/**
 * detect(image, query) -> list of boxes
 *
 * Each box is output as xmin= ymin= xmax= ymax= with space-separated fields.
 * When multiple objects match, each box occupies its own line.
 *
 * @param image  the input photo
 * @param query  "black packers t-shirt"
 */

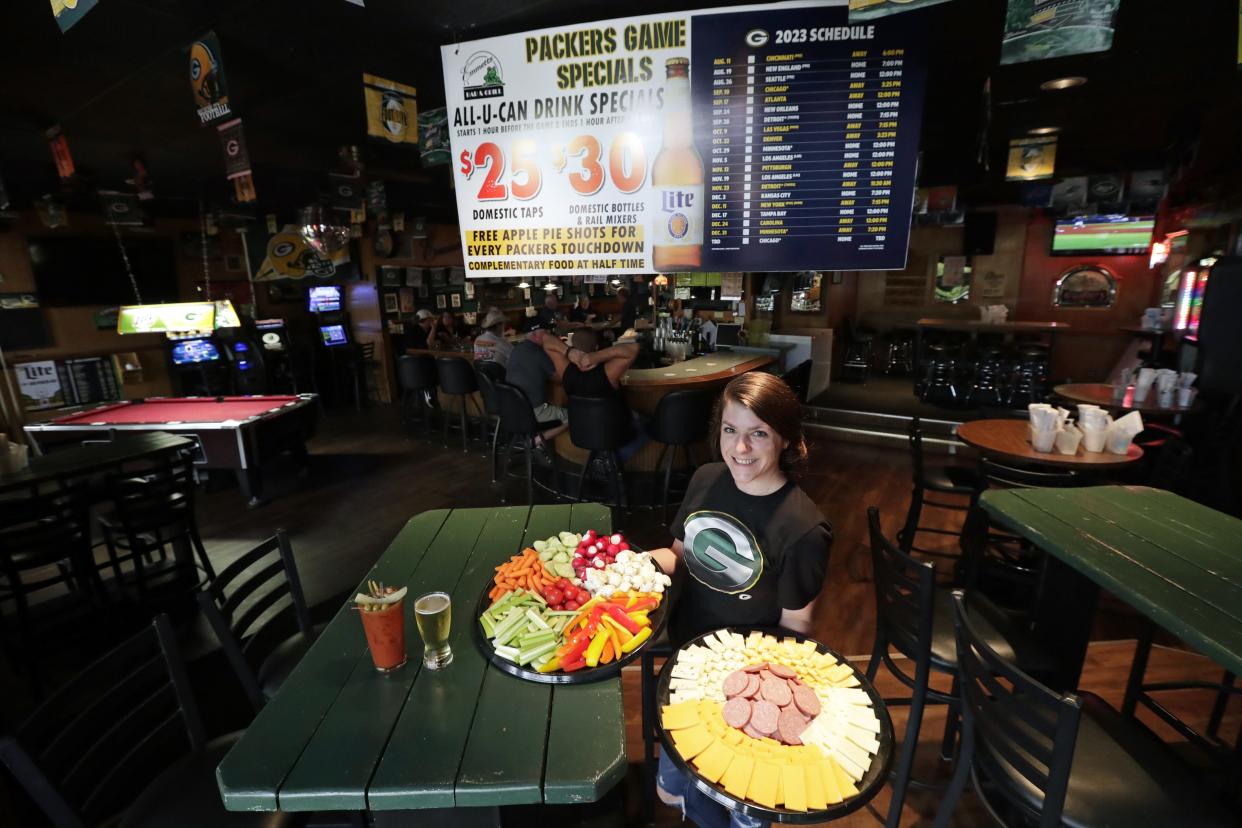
xmin=669 ymin=463 xmax=832 ymax=645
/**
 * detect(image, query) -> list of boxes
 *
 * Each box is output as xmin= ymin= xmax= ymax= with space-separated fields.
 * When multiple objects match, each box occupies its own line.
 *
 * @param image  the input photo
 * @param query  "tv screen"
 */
xmin=1051 ymin=215 xmax=1154 ymax=256
xmin=171 ymin=339 xmax=221 ymax=364
xmin=308 ymin=285 xmax=342 ymax=313
xmin=27 ymin=236 xmax=179 ymax=306
xmin=320 ymin=324 xmax=347 ymax=346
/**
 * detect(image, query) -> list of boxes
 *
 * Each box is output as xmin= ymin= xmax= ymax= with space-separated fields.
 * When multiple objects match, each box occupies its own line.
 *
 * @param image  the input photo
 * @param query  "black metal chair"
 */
xmin=841 ymin=317 xmax=875 ymax=384
xmin=0 ymin=480 xmax=110 ymax=694
xmin=883 ymin=328 xmax=916 ymax=375
xmin=898 ymin=417 xmax=976 ymax=562
xmin=568 ymin=395 xmax=632 ymax=508
xmin=196 ymin=530 xmax=320 ymax=713
xmin=474 ymin=362 xmax=507 ymax=483
xmin=867 ymin=508 xmax=1049 ymax=828
xmin=0 ymin=614 xmax=299 ymax=828
xmin=97 ymin=451 xmax=215 ymax=619
xmin=435 ymin=357 xmax=484 ymax=453
xmin=494 ymin=381 xmax=562 ymax=504
xmin=396 ymin=354 xmax=438 ymax=439
xmin=934 ymin=591 xmax=1237 ymax=828
xmin=645 ymin=389 xmax=713 ymax=523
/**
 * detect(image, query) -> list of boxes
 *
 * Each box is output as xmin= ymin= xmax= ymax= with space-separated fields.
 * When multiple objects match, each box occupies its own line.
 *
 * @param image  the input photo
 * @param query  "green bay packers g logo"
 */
xmin=683 ymin=511 xmax=763 ymax=594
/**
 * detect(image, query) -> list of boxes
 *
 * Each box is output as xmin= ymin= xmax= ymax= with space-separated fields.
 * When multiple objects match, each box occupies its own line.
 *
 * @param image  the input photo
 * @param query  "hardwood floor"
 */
xmin=2 ymin=404 xmax=1236 ymax=826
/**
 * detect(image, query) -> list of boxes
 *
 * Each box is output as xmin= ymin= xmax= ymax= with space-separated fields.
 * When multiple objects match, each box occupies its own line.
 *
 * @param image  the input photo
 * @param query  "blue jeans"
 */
xmin=657 ymin=750 xmax=768 ymax=828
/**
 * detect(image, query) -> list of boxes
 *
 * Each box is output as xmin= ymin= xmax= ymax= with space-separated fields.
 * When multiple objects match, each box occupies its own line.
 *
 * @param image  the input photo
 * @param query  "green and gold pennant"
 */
xmin=49 ymin=0 xmax=98 ymax=32
xmin=363 ymin=73 xmax=418 ymax=144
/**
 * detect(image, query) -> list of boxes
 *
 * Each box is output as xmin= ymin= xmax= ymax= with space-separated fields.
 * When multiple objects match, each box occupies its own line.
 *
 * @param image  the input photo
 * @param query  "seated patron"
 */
xmin=472 ymin=308 xmax=513 ymax=366
xmin=544 ymin=329 xmax=648 ymax=461
xmin=535 ymin=293 xmax=562 ymax=330
xmin=505 ymin=322 xmax=568 ymax=443
xmin=435 ymin=310 xmax=462 ymax=350
xmin=406 ymin=308 xmax=435 ymax=350
xmin=568 ymin=294 xmax=594 ymax=325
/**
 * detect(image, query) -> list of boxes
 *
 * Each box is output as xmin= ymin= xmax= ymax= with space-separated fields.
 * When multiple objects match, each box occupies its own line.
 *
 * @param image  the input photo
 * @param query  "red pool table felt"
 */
xmin=52 ymin=396 xmax=300 ymax=425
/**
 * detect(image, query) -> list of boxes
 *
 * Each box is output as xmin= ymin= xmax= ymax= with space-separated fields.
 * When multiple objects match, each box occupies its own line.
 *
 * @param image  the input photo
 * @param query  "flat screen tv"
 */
xmin=308 ymin=285 xmax=342 ymax=313
xmin=1051 ymin=215 xmax=1155 ymax=256
xmin=27 ymin=236 xmax=179 ymax=306
xmin=320 ymin=324 xmax=348 ymax=347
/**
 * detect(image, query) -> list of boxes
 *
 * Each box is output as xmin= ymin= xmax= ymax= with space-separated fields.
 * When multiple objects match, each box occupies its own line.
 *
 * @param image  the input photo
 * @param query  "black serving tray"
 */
xmin=473 ymin=556 xmax=670 ymax=685
xmin=656 ymin=627 xmax=894 ymax=824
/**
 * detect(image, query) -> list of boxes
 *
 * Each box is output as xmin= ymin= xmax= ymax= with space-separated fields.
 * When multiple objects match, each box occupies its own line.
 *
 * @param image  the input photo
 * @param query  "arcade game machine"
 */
xmin=167 ymin=300 xmax=268 ymax=395
xmin=254 ymin=318 xmax=293 ymax=391
xmin=168 ymin=332 xmax=228 ymax=395
xmin=212 ymin=300 xmax=269 ymax=395
xmin=307 ymin=285 xmax=357 ymax=405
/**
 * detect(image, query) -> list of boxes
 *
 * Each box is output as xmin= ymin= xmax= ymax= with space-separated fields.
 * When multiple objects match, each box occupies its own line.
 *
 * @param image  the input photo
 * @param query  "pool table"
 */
xmin=23 ymin=395 xmax=318 ymax=506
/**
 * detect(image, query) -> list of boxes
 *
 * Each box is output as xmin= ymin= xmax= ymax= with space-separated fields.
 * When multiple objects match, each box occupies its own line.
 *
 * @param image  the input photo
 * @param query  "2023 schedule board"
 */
xmin=440 ymin=0 xmax=926 ymax=277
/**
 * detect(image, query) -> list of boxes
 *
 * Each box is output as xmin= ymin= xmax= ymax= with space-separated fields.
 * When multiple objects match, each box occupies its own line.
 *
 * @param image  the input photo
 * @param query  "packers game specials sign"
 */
xmin=440 ymin=0 xmax=927 ymax=277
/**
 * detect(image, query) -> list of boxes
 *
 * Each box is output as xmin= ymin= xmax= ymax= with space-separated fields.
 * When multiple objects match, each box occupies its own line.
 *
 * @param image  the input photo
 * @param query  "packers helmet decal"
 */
xmin=254 ymin=229 xmax=336 ymax=281
xmin=189 ymin=40 xmax=223 ymax=106
xmin=682 ymin=510 xmax=764 ymax=594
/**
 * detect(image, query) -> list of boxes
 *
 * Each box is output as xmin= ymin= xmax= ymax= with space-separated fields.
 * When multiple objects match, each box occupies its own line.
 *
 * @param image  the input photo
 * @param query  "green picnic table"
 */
xmin=978 ymin=485 xmax=1242 ymax=687
xmin=216 ymin=503 xmax=627 ymax=824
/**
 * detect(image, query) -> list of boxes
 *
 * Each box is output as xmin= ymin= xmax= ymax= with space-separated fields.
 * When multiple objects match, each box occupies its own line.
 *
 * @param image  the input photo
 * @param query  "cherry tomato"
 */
xmin=576 ymin=588 xmax=591 ymax=604
xmin=545 ymin=588 xmax=564 ymax=606
xmin=565 ymin=600 xmax=581 ymax=611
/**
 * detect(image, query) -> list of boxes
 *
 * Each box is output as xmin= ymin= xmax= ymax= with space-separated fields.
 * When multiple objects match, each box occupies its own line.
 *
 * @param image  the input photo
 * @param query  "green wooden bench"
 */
xmin=216 ymin=503 xmax=626 ymax=821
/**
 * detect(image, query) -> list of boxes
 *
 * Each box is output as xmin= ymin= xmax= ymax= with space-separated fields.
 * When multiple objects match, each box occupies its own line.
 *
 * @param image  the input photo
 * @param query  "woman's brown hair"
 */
xmin=710 ymin=372 xmax=808 ymax=476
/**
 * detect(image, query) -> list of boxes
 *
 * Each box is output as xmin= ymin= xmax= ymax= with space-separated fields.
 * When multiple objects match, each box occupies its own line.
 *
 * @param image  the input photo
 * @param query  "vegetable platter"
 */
xmin=475 ymin=529 xmax=672 ymax=684
xmin=656 ymin=628 xmax=893 ymax=823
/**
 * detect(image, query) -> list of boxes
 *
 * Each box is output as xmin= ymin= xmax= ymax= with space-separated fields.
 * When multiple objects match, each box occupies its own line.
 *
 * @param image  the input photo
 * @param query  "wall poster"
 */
xmin=441 ymin=0 xmax=927 ymax=277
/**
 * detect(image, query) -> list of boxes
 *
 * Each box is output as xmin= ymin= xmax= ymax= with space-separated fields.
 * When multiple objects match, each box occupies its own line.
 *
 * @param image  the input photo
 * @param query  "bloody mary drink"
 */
xmin=359 ymin=599 xmax=407 ymax=671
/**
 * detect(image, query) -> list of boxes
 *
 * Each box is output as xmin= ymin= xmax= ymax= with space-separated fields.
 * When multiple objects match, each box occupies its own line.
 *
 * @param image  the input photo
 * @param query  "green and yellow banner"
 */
xmin=364 ymin=74 xmax=418 ymax=144
xmin=117 ymin=303 xmax=216 ymax=335
xmin=1001 ymin=0 xmax=1119 ymax=65
xmin=49 ymin=0 xmax=98 ymax=32
xmin=849 ymin=0 xmax=953 ymax=21
xmin=188 ymin=31 xmax=233 ymax=126
xmin=1006 ymin=135 xmax=1057 ymax=181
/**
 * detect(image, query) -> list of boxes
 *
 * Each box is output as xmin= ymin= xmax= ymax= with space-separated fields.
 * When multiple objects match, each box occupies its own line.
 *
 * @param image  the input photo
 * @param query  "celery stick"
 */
xmin=478 ymin=614 xmax=495 ymax=637
xmin=525 ymin=609 xmax=550 ymax=630
xmin=518 ymin=639 xmax=558 ymax=665
xmin=519 ymin=630 xmax=557 ymax=648
xmin=494 ymin=645 xmax=520 ymax=662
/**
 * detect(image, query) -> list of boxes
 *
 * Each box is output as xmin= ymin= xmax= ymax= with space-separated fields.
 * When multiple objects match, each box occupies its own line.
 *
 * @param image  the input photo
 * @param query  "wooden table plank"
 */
xmin=542 ymin=502 xmax=627 ymax=804
xmin=366 ymin=506 xmax=532 ymax=810
xmin=277 ymin=508 xmax=492 ymax=811
xmin=217 ymin=510 xmax=450 ymax=811
xmin=454 ymin=504 xmax=572 ymax=807
xmin=980 ymin=489 xmax=1242 ymax=676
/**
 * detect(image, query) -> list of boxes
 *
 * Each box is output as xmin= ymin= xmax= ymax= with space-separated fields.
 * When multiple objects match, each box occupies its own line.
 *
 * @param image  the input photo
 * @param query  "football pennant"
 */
xmin=188 ymin=32 xmax=233 ymax=126
xmin=49 ymin=0 xmax=98 ymax=32
xmin=363 ymin=74 xmax=418 ymax=144
xmin=217 ymin=118 xmax=252 ymax=180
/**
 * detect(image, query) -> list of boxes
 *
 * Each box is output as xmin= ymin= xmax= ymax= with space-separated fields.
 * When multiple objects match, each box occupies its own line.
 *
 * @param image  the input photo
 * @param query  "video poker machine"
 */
xmin=167 ymin=301 xmax=270 ymax=395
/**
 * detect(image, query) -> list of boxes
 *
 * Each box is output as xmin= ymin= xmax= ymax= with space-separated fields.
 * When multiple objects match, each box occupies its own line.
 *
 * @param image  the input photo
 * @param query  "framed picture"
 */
xmin=384 ymin=293 xmax=399 ymax=314
xmin=379 ymin=267 xmax=403 ymax=287
xmin=436 ymin=293 xmax=446 ymax=309
xmin=450 ymin=292 xmax=462 ymax=308
xmin=398 ymin=288 xmax=415 ymax=313
xmin=464 ymin=282 xmax=475 ymax=299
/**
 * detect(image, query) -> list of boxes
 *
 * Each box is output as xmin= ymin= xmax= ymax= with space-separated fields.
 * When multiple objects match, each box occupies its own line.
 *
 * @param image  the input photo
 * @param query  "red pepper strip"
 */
xmin=583 ymin=605 xmax=605 ymax=635
xmin=559 ymin=630 xmax=592 ymax=662
xmin=603 ymin=602 xmax=642 ymax=634
xmin=560 ymin=655 xmax=587 ymax=672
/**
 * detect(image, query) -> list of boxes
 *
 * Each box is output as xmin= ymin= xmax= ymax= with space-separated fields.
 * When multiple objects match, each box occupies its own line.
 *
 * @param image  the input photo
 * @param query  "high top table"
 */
xmin=0 ymin=432 xmax=195 ymax=496
xmin=216 ymin=502 xmax=625 ymax=825
xmin=978 ymin=485 xmax=1242 ymax=688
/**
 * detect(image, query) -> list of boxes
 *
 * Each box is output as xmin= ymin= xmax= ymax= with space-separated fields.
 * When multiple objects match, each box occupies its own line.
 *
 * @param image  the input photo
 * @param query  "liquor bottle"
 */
xmin=652 ymin=57 xmax=704 ymax=271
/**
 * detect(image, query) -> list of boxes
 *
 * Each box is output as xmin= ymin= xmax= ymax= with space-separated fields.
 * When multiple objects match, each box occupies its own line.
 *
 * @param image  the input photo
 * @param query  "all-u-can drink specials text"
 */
xmin=439 ymin=0 xmax=926 ymax=277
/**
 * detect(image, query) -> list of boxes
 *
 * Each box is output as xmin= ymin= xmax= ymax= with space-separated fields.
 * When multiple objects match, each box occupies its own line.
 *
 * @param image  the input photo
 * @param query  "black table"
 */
xmin=0 ymin=432 xmax=195 ymax=496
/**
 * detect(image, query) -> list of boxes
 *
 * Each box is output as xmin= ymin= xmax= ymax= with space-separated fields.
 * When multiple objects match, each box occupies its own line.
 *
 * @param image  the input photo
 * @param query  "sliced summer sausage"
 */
xmin=722 ymin=697 xmax=752 ymax=729
xmin=777 ymin=708 xmax=809 ymax=745
xmin=743 ymin=662 xmax=767 ymax=673
xmin=792 ymin=684 xmax=821 ymax=718
xmin=722 ymin=670 xmax=749 ymax=698
xmin=768 ymin=663 xmax=796 ymax=679
xmin=751 ymin=700 xmax=780 ymax=735
xmin=742 ymin=723 xmax=766 ymax=740
xmin=740 ymin=673 xmax=761 ymax=699
xmin=759 ymin=676 xmax=792 ymax=707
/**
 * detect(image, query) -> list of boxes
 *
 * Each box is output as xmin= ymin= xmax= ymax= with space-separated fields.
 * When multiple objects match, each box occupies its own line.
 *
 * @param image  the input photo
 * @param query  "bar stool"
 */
xmin=867 ymin=509 xmax=1051 ymax=828
xmin=435 ymin=357 xmax=483 ymax=453
xmin=1005 ymin=346 xmax=1049 ymax=408
xmin=964 ymin=347 xmax=1005 ymax=408
xmin=568 ymin=395 xmax=631 ymax=508
xmin=934 ymin=591 xmax=1237 ymax=828
xmin=920 ymin=345 xmax=959 ymax=407
xmin=396 ymin=354 xmax=438 ymax=438
xmin=494 ymin=382 xmax=562 ymax=504
xmin=646 ymin=389 xmax=713 ymax=523
xmin=898 ymin=417 xmax=975 ymax=561
xmin=474 ymin=362 xmax=507 ymax=483
xmin=841 ymin=318 xmax=875 ymax=383
xmin=883 ymin=328 xmax=916 ymax=375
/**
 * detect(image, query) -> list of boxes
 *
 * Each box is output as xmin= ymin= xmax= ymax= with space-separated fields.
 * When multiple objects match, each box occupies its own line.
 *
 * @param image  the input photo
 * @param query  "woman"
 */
xmin=650 ymin=372 xmax=832 ymax=828
xmin=435 ymin=310 xmax=462 ymax=349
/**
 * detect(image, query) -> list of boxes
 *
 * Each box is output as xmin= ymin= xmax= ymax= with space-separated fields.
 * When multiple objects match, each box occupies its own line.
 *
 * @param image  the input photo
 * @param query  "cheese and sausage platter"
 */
xmin=474 ymin=529 xmax=672 ymax=684
xmin=657 ymin=628 xmax=893 ymax=823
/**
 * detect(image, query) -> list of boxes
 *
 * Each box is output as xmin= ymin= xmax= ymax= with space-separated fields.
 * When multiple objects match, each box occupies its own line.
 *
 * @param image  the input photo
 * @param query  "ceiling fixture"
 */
xmin=1040 ymin=76 xmax=1087 ymax=91
xmin=542 ymin=280 xmax=558 ymax=291
xmin=1027 ymin=126 xmax=1061 ymax=135
xmin=517 ymin=280 xmax=531 ymax=289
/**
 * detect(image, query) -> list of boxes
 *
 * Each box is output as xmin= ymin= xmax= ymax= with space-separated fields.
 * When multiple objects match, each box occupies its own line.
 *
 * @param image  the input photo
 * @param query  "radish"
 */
xmin=610 ymin=533 xmax=623 ymax=546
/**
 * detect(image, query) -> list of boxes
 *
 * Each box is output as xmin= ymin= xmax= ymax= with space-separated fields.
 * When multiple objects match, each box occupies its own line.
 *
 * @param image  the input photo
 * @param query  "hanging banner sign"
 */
xmin=188 ymin=32 xmax=233 ymax=125
xmin=251 ymin=225 xmax=352 ymax=281
xmin=117 ymin=303 xmax=216 ymax=335
xmin=1006 ymin=135 xmax=1056 ymax=181
xmin=848 ymin=0 xmax=953 ymax=20
xmin=441 ymin=0 xmax=928 ymax=277
xmin=1000 ymin=0 xmax=1119 ymax=65
xmin=49 ymin=0 xmax=98 ymax=32
xmin=418 ymin=107 xmax=451 ymax=166
xmin=364 ymin=74 xmax=419 ymax=144
xmin=99 ymin=191 xmax=144 ymax=226
xmin=217 ymin=118 xmax=251 ymax=179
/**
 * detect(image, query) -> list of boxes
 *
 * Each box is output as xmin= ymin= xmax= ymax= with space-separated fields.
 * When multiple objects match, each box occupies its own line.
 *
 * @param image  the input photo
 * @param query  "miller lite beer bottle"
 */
xmin=652 ymin=57 xmax=703 ymax=271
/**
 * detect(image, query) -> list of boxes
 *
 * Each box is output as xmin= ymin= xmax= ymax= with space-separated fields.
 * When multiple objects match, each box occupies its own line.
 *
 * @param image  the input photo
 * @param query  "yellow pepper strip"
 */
xmin=628 ymin=611 xmax=649 ymax=626
xmin=601 ymin=615 xmax=634 ymax=644
xmin=584 ymin=629 xmax=609 ymax=667
xmin=536 ymin=656 xmax=561 ymax=673
xmin=620 ymin=626 xmax=652 ymax=653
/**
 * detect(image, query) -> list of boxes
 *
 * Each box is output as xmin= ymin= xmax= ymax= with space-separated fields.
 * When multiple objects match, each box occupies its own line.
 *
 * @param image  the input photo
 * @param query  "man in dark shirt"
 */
xmin=504 ymin=324 xmax=568 ymax=441
xmin=617 ymin=286 xmax=638 ymax=332
xmin=404 ymin=308 xmax=435 ymax=350
xmin=535 ymin=293 xmax=562 ymax=330
xmin=568 ymin=294 xmax=594 ymax=324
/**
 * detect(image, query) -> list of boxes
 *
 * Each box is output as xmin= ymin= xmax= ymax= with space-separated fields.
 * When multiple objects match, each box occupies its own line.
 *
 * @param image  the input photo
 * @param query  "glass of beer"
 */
xmin=414 ymin=591 xmax=453 ymax=669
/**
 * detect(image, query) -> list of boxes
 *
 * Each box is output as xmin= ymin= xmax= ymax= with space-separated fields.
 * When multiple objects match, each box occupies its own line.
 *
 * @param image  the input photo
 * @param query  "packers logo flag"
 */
xmin=363 ymin=74 xmax=418 ymax=144
xmin=49 ymin=0 xmax=99 ymax=33
xmin=99 ymin=191 xmax=143 ymax=226
xmin=217 ymin=118 xmax=251 ymax=180
xmin=189 ymin=32 xmax=233 ymax=126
